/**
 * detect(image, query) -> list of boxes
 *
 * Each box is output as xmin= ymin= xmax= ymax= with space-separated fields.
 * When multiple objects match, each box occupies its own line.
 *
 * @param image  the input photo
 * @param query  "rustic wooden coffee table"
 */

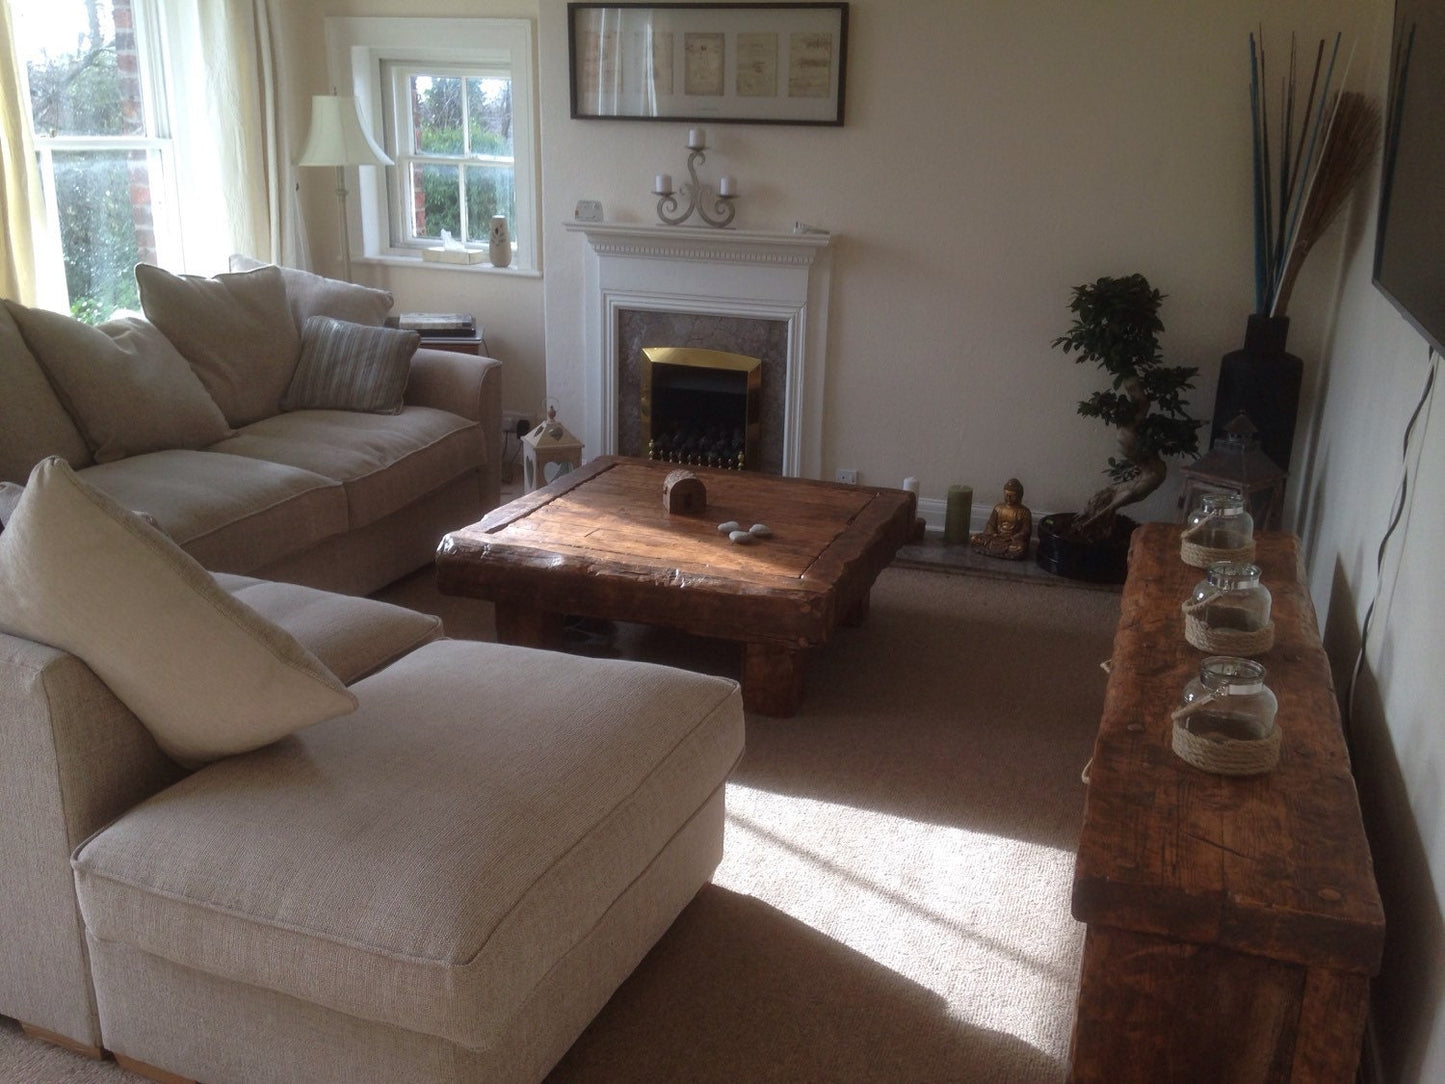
xmin=436 ymin=456 xmax=916 ymax=715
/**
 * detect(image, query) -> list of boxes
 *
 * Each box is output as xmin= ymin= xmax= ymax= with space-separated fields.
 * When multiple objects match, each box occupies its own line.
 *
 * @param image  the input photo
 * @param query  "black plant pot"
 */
xmin=1035 ymin=512 xmax=1138 ymax=585
xmin=1210 ymin=314 xmax=1303 ymax=473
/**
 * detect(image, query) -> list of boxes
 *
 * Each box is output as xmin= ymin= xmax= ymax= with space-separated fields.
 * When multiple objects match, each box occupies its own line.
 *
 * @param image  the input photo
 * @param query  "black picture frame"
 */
xmin=568 ymin=3 xmax=848 ymax=125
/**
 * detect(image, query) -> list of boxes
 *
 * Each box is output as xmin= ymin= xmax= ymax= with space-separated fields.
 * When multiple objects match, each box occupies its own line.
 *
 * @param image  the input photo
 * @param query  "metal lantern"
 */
xmin=522 ymin=406 xmax=585 ymax=492
xmin=1178 ymin=412 xmax=1287 ymax=531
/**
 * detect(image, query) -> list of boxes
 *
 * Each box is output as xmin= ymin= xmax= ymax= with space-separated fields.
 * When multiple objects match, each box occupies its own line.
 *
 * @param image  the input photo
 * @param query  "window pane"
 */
xmin=465 ymin=166 xmax=515 ymax=243
xmin=17 ymin=0 xmax=143 ymax=137
xmin=412 ymin=162 xmax=461 ymax=240
xmin=467 ymin=77 xmax=513 ymax=157
xmin=52 ymin=150 xmax=149 ymax=321
xmin=411 ymin=75 xmax=464 ymax=155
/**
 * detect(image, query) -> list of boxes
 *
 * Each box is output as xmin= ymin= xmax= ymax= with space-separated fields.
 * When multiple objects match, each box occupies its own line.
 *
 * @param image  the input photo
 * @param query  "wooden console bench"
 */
xmin=1068 ymin=522 xmax=1384 ymax=1082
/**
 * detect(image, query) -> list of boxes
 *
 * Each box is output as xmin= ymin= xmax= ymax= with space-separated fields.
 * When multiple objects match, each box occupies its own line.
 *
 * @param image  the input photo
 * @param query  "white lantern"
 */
xmin=522 ymin=406 xmax=585 ymax=492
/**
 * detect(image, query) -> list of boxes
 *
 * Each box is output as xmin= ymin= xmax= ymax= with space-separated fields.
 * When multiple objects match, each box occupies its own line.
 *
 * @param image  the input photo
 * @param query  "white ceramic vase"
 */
xmin=488 ymin=215 xmax=512 ymax=268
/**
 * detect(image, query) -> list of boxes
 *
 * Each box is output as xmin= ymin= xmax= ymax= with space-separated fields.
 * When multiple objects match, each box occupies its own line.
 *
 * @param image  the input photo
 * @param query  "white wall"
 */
xmin=1302 ymin=12 xmax=1445 ymax=1076
xmin=538 ymin=0 xmax=1372 ymax=519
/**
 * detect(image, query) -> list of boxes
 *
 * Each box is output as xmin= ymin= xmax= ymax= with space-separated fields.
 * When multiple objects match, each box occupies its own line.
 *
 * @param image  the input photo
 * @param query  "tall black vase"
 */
xmin=1210 ymin=314 xmax=1304 ymax=473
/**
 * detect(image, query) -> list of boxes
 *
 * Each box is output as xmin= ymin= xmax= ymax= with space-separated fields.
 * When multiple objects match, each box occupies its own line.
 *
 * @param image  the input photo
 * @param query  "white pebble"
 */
xmin=729 ymin=530 xmax=757 ymax=545
xmin=718 ymin=520 xmax=740 ymax=533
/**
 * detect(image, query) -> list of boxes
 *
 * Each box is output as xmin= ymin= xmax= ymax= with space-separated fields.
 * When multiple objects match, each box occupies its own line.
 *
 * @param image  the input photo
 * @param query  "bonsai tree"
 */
xmin=1052 ymin=274 xmax=1202 ymax=541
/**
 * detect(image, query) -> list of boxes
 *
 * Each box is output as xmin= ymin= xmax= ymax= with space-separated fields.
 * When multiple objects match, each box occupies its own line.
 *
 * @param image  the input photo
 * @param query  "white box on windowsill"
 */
xmin=422 ymin=246 xmax=489 ymax=265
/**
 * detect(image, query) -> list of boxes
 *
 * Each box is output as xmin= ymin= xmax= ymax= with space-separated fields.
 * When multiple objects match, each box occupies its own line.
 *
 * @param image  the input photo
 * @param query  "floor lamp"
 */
xmin=297 ymin=95 xmax=393 ymax=283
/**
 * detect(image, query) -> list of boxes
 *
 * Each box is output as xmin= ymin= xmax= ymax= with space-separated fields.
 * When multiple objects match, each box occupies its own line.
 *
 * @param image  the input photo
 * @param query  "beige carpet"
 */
xmin=2 ymin=565 xmax=1119 ymax=1083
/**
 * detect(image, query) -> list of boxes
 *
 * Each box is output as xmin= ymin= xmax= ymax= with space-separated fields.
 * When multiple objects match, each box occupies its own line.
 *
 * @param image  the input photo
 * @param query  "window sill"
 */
xmin=356 ymin=254 xmax=541 ymax=279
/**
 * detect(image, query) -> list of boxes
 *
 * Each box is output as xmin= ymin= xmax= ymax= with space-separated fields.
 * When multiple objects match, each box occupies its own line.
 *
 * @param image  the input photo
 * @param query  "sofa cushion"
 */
xmin=78 ymin=450 xmax=348 ymax=575
xmin=209 ymin=407 xmax=482 ymax=529
xmin=228 ymin=254 xmax=394 ymax=333
xmin=135 ymin=263 xmax=301 ymax=428
xmin=0 ymin=302 xmax=91 ymax=484
xmin=71 ymin=639 xmax=745 ymax=1048
xmin=212 ymin=573 xmax=443 ymax=684
xmin=0 ymin=458 xmax=356 ymax=767
xmin=281 ymin=317 xmax=419 ymax=415
xmin=3 ymin=302 xmax=233 ymax=462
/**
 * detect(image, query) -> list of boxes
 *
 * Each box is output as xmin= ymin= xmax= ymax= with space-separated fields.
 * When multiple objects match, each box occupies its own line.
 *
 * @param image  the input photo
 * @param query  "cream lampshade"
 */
xmin=297 ymin=95 xmax=393 ymax=282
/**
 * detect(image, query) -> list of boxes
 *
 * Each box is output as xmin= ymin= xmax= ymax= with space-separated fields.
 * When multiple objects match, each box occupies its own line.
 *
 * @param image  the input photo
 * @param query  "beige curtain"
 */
xmin=166 ymin=0 xmax=307 ymax=272
xmin=0 ymin=1 xmax=66 ymax=306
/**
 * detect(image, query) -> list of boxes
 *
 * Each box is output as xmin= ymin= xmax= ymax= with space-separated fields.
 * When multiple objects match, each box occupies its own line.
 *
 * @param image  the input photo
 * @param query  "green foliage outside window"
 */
xmin=23 ymin=0 xmax=148 ymax=323
xmin=409 ymin=73 xmax=515 ymax=244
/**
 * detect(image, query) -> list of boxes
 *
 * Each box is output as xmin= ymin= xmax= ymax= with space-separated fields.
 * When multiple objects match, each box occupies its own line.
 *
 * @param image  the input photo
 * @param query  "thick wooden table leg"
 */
xmin=741 ymin=642 xmax=805 ymax=716
xmin=493 ymin=603 xmax=565 ymax=649
xmin=842 ymin=589 xmax=871 ymax=627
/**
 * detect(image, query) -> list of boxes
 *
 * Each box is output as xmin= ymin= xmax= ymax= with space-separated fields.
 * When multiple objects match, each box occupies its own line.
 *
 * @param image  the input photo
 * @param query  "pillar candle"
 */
xmin=718 ymin=175 xmax=736 ymax=197
xmin=687 ymin=127 xmax=706 ymax=150
xmin=653 ymin=173 xmax=673 ymax=195
xmin=944 ymin=484 xmax=973 ymax=545
xmin=902 ymin=476 xmax=919 ymax=494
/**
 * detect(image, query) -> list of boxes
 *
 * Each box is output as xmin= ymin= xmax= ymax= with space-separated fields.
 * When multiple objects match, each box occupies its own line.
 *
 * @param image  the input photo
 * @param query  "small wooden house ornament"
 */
xmin=663 ymin=469 xmax=707 ymax=514
xmin=522 ymin=406 xmax=584 ymax=492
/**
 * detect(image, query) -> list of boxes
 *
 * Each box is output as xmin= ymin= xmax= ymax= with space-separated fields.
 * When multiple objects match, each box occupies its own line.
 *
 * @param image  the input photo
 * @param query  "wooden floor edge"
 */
xmin=113 ymin=1051 xmax=197 ymax=1083
xmin=19 ymin=1021 xmax=104 ymax=1059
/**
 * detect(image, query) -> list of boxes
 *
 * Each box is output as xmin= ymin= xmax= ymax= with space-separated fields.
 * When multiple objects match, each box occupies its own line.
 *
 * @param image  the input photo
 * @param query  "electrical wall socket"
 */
xmin=502 ymin=411 xmax=532 ymax=437
xmin=835 ymin=468 xmax=858 ymax=485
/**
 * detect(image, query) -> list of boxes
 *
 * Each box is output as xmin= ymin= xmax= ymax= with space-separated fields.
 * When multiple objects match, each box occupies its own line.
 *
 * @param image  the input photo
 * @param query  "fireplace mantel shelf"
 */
xmin=563 ymin=221 xmax=831 ymax=265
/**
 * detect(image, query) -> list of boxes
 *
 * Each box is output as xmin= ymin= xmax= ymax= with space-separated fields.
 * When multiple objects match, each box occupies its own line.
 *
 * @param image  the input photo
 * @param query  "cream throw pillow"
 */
xmin=135 ymin=263 xmax=301 ymax=428
xmin=281 ymin=316 xmax=419 ymax=414
xmin=0 ymin=458 xmax=357 ymax=766
xmin=3 ymin=301 xmax=233 ymax=462
xmin=228 ymin=254 xmax=394 ymax=333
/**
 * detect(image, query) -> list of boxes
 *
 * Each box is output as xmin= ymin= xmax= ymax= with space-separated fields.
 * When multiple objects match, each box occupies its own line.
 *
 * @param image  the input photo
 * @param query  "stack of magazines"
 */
xmin=385 ymin=313 xmax=477 ymax=337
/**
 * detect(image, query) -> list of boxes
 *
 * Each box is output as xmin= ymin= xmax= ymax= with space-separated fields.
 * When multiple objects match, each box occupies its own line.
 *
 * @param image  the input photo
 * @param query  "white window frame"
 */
xmin=325 ymin=17 xmax=538 ymax=274
xmin=383 ymin=61 xmax=517 ymax=251
xmin=22 ymin=0 xmax=185 ymax=304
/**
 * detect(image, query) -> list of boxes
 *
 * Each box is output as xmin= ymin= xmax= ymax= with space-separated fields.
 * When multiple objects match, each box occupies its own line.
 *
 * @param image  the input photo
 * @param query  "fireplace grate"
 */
xmin=641 ymin=347 xmax=761 ymax=472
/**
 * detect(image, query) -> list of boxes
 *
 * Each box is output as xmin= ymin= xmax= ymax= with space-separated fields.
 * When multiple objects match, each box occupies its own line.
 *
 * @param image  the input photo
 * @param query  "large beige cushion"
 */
xmin=212 ymin=573 xmax=443 ymax=684
xmin=135 ymin=263 xmax=300 ymax=428
xmin=72 ymin=639 xmax=745 ymax=1047
xmin=228 ymin=254 xmax=394 ymax=333
xmin=77 ymin=450 xmax=348 ymax=574
xmin=3 ymin=301 xmax=232 ymax=462
xmin=210 ymin=407 xmax=482 ymax=528
xmin=0 ymin=458 xmax=356 ymax=765
xmin=0 ymin=303 xmax=90 ymax=483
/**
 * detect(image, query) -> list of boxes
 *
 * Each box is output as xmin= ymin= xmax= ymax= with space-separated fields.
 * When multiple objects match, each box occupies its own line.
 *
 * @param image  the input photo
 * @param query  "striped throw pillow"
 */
xmin=281 ymin=316 xmax=420 ymax=414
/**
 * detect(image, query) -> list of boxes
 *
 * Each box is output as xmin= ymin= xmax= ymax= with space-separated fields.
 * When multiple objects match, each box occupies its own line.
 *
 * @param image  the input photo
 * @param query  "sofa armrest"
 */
xmin=405 ymin=348 xmax=503 ymax=511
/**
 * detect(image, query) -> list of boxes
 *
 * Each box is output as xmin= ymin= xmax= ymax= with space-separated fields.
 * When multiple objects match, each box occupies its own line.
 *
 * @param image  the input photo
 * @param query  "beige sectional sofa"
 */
xmin=0 ymin=260 xmax=502 ymax=597
xmin=0 ymin=391 xmax=746 ymax=1079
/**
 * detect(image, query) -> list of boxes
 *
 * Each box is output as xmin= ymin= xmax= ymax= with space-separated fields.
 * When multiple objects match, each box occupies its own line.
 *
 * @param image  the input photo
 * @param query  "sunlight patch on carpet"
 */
xmin=714 ymin=783 xmax=1083 ymax=1062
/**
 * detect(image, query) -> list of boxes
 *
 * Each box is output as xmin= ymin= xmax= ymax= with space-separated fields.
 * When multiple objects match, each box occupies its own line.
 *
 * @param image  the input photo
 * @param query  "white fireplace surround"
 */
xmin=564 ymin=221 xmax=833 ymax=478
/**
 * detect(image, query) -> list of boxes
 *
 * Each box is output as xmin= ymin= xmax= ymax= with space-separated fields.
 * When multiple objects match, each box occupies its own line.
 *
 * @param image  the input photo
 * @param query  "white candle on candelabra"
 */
xmin=653 ymin=173 xmax=673 ymax=195
xmin=718 ymin=175 xmax=736 ymax=197
xmin=687 ymin=127 xmax=706 ymax=150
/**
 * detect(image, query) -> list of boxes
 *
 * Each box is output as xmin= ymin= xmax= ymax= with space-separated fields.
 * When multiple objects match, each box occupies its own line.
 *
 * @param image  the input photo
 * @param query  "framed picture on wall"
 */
xmin=568 ymin=3 xmax=848 ymax=125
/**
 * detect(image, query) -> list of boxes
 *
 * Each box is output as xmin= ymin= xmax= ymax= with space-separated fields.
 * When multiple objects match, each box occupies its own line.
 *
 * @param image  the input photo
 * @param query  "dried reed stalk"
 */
xmin=1249 ymin=31 xmax=1382 ymax=318
xmin=1270 ymin=90 xmax=1382 ymax=316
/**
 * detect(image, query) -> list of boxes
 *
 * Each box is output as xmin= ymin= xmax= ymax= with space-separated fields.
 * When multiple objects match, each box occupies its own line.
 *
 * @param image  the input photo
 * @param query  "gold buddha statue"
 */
xmin=971 ymin=478 xmax=1032 ymax=560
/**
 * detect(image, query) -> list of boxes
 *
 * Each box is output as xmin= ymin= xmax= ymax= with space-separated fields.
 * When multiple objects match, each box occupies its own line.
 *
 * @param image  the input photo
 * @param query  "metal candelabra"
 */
xmin=653 ymin=131 xmax=737 ymax=228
